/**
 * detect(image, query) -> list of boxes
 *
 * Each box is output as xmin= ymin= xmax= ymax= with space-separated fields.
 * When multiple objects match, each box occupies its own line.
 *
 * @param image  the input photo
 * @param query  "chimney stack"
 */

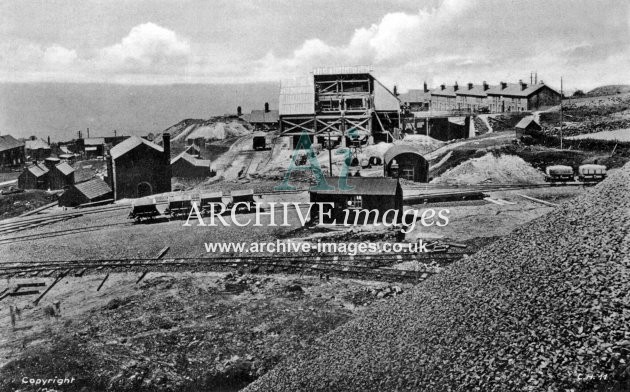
xmin=520 ymin=80 xmax=528 ymax=90
xmin=264 ymin=102 xmax=270 ymax=113
xmin=454 ymin=82 xmax=459 ymax=91
xmin=468 ymin=82 xmax=473 ymax=90
xmin=501 ymin=82 xmax=507 ymax=90
xmin=163 ymin=132 xmax=172 ymax=187
xmin=440 ymin=84 xmax=445 ymax=90
xmin=483 ymin=81 xmax=489 ymax=91
xmin=423 ymin=81 xmax=428 ymax=92
xmin=237 ymin=106 xmax=242 ymax=116
xmin=47 ymin=136 xmax=50 ymax=145
xmin=87 ymin=127 xmax=90 ymax=138
xmin=535 ymin=72 xmax=538 ymax=84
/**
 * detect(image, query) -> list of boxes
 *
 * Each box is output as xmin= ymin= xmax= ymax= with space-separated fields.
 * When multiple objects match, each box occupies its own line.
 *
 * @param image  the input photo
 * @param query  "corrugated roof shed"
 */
xmin=383 ymin=144 xmax=426 ymax=166
xmin=0 ymin=135 xmax=24 ymax=152
xmin=310 ymin=177 xmax=400 ymax=196
xmin=110 ymin=136 xmax=163 ymax=159
xmin=55 ymin=162 xmax=75 ymax=175
xmin=249 ymin=110 xmax=279 ymax=123
xmin=74 ymin=178 xmax=112 ymax=200
xmin=25 ymin=139 xmax=50 ymax=150
xmin=279 ymin=78 xmax=315 ymax=116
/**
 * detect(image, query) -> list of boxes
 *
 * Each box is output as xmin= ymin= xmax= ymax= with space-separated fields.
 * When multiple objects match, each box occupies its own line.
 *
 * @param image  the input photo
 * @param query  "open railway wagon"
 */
xmin=544 ymin=165 xmax=574 ymax=183
xmin=578 ymin=164 xmax=607 ymax=183
xmin=252 ymin=132 xmax=267 ymax=150
xmin=228 ymin=189 xmax=256 ymax=213
xmin=165 ymin=194 xmax=193 ymax=219
xmin=129 ymin=197 xmax=160 ymax=222
xmin=200 ymin=192 xmax=224 ymax=215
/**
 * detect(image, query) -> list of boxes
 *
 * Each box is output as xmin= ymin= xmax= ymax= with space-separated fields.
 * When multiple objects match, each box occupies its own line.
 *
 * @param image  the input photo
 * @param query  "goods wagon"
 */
xmin=578 ymin=164 xmax=607 ymax=183
xmin=165 ymin=195 xmax=193 ymax=218
xmin=200 ymin=192 xmax=224 ymax=215
xmin=544 ymin=165 xmax=574 ymax=182
xmin=129 ymin=197 xmax=160 ymax=222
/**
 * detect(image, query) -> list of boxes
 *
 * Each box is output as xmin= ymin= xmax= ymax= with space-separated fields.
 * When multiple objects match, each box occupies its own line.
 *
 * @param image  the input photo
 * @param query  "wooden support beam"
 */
xmin=96 ymin=274 xmax=109 ymax=291
xmin=135 ymin=271 xmax=149 ymax=284
xmin=517 ymin=193 xmax=559 ymax=207
xmin=33 ymin=273 xmax=66 ymax=306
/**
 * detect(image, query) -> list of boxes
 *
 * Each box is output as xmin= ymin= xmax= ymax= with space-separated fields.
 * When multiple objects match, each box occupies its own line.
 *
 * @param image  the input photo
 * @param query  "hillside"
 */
xmin=587 ymin=84 xmax=630 ymax=96
xmin=153 ymin=117 xmax=252 ymax=145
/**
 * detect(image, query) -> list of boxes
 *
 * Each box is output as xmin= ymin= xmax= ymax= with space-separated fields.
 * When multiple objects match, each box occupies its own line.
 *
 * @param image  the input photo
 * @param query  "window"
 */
xmin=401 ymin=168 xmax=414 ymax=180
xmin=347 ymin=195 xmax=362 ymax=209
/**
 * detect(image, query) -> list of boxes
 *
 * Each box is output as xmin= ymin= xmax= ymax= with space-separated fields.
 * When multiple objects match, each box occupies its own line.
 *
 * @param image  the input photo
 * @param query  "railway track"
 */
xmin=0 ymin=252 xmax=465 ymax=283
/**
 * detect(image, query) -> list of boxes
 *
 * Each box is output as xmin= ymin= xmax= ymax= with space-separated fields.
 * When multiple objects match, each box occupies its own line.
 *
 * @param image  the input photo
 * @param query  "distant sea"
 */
xmin=0 ymin=82 xmax=280 ymax=142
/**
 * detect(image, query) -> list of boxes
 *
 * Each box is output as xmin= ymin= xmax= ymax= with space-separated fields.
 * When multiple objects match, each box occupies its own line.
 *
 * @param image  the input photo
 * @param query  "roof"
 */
xmin=383 ymin=144 xmax=428 ymax=166
xmin=25 ymin=138 xmax=50 ymax=150
xmin=456 ymin=84 xmax=491 ymax=97
xmin=515 ymin=116 xmax=540 ymax=129
xmin=60 ymin=146 xmax=72 ymax=154
xmin=313 ymin=65 xmax=372 ymax=75
xmin=373 ymin=79 xmax=401 ymax=111
xmin=398 ymin=89 xmax=431 ymax=103
xmin=309 ymin=177 xmax=400 ymax=196
xmin=26 ymin=163 xmax=49 ymax=177
xmin=431 ymin=86 xmax=458 ymax=97
xmin=0 ymin=135 xmax=24 ymax=152
xmin=170 ymin=152 xmax=211 ymax=167
xmin=110 ymin=136 xmax=163 ymax=159
xmin=59 ymin=153 xmax=76 ymax=159
xmin=486 ymin=82 xmax=560 ymax=97
xmin=55 ymin=162 xmax=75 ymax=176
xmin=74 ymin=178 xmax=112 ymax=200
xmin=279 ymin=78 xmax=315 ymax=116
xmin=84 ymin=137 xmax=105 ymax=146
xmin=249 ymin=110 xmax=279 ymax=124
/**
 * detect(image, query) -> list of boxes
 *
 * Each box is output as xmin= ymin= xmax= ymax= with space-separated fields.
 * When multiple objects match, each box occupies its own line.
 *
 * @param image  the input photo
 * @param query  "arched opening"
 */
xmin=137 ymin=182 xmax=153 ymax=198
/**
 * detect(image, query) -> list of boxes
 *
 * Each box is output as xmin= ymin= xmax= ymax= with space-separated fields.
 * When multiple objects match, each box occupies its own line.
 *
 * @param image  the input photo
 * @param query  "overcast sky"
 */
xmin=1 ymin=0 xmax=628 ymax=91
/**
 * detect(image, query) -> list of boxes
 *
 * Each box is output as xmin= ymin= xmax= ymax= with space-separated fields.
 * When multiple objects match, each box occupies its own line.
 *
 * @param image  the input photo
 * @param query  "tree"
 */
xmin=572 ymin=89 xmax=585 ymax=97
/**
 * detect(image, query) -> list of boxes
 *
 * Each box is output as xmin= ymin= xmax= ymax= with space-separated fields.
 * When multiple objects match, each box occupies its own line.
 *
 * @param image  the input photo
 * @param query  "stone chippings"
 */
xmin=245 ymin=164 xmax=630 ymax=392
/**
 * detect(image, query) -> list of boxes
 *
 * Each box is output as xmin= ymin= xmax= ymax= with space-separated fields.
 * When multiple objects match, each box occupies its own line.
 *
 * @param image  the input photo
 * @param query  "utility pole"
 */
xmin=560 ymin=76 xmax=564 ymax=150
xmin=327 ymin=131 xmax=333 ymax=176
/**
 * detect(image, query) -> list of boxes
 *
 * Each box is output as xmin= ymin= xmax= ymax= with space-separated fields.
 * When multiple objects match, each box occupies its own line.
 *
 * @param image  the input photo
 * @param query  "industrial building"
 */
xmin=243 ymin=103 xmax=279 ymax=131
xmin=59 ymin=178 xmax=113 ymax=207
xmin=309 ymin=177 xmax=403 ymax=224
xmin=170 ymin=152 xmax=212 ymax=178
xmin=279 ymin=66 xmax=401 ymax=148
xmin=17 ymin=158 xmax=75 ymax=190
xmin=0 ymin=135 xmax=25 ymax=168
xmin=107 ymin=134 xmax=171 ymax=200
xmin=18 ymin=163 xmax=49 ymax=189
xmin=383 ymin=144 xmax=430 ymax=182
xmin=25 ymin=138 xmax=51 ymax=161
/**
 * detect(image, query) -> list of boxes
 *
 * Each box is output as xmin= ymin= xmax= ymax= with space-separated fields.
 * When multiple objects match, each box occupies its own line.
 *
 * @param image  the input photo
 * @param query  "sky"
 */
xmin=0 ymin=0 xmax=629 ymax=91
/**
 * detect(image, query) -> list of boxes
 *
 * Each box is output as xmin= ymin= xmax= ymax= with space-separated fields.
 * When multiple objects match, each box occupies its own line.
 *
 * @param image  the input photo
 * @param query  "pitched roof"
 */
xmin=515 ymin=116 xmax=540 ymax=129
xmin=486 ymin=82 xmax=559 ymax=97
xmin=84 ymin=137 xmax=105 ymax=146
xmin=431 ymin=86 xmax=458 ymax=97
xmin=398 ymin=89 xmax=431 ymax=103
xmin=374 ymin=79 xmax=401 ymax=111
xmin=55 ymin=162 xmax=75 ymax=176
xmin=26 ymin=163 xmax=49 ymax=177
xmin=456 ymin=84 xmax=492 ymax=97
xmin=0 ymin=135 xmax=24 ymax=152
xmin=74 ymin=178 xmax=112 ymax=200
xmin=110 ymin=136 xmax=163 ymax=159
xmin=249 ymin=110 xmax=279 ymax=123
xmin=309 ymin=177 xmax=400 ymax=196
xmin=171 ymin=152 xmax=211 ymax=167
xmin=383 ymin=144 xmax=427 ymax=166
xmin=25 ymin=138 xmax=50 ymax=150
xmin=60 ymin=146 xmax=73 ymax=154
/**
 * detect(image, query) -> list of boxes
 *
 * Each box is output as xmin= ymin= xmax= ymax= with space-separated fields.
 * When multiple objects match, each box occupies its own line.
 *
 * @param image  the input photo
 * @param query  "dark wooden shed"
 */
xmin=309 ymin=177 xmax=402 ymax=224
xmin=383 ymin=144 xmax=430 ymax=182
xmin=18 ymin=163 xmax=49 ymax=189
xmin=58 ymin=178 xmax=113 ymax=207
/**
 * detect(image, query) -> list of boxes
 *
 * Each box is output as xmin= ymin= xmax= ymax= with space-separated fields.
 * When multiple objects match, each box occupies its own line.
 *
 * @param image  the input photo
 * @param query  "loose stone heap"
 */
xmin=245 ymin=164 xmax=630 ymax=391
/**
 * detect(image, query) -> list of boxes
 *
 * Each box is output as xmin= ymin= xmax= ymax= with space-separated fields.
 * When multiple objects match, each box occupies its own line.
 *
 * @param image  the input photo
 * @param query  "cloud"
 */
xmin=43 ymin=45 xmax=78 ymax=67
xmin=97 ymin=22 xmax=191 ymax=72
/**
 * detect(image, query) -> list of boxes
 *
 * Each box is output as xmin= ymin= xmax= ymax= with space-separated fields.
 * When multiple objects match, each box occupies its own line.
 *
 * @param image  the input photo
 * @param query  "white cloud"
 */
xmin=43 ymin=45 xmax=78 ymax=67
xmin=97 ymin=22 xmax=191 ymax=72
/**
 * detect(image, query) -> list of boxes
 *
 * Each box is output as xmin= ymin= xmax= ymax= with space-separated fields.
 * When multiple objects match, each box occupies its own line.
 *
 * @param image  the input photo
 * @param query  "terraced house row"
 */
xmin=399 ymin=79 xmax=562 ymax=114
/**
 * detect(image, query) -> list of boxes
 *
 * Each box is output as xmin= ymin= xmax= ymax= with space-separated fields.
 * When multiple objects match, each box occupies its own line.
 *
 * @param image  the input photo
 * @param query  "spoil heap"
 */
xmin=245 ymin=164 xmax=630 ymax=391
xmin=432 ymin=152 xmax=545 ymax=184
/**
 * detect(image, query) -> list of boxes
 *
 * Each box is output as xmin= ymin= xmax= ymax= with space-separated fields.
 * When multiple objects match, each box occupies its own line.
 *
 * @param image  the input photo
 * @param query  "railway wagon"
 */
xmin=165 ymin=195 xmax=193 ymax=219
xmin=228 ymin=189 xmax=255 ymax=213
xmin=544 ymin=165 xmax=574 ymax=183
xmin=200 ymin=192 xmax=224 ymax=215
xmin=253 ymin=132 xmax=267 ymax=150
xmin=129 ymin=197 xmax=160 ymax=222
xmin=578 ymin=164 xmax=607 ymax=183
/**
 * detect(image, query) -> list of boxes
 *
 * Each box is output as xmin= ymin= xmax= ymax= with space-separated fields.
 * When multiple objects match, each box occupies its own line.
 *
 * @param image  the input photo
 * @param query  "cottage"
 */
xmin=245 ymin=103 xmax=279 ymax=131
xmin=107 ymin=134 xmax=171 ymax=200
xmin=170 ymin=152 xmax=212 ymax=178
xmin=0 ymin=135 xmax=25 ymax=167
xmin=399 ymin=83 xmax=431 ymax=112
xmin=18 ymin=163 xmax=49 ymax=189
xmin=383 ymin=144 xmax=430 ymax=182
xmin=58 ymin=178 xmax=113 ymax=207
xmin=25 ymin=138 xmax=51 ymax=161
xmin=430 ymin=84 xmax=458 ymax=111
xmin=486 ymin=81 xmax=561 ymax=112
xmin=309 ymin=177 xmax=403 ymax=224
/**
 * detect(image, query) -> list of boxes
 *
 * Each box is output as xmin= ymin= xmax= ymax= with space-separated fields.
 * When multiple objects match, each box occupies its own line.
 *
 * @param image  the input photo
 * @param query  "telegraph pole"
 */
xmin=560 ymin=77 xmax=564 ymax=150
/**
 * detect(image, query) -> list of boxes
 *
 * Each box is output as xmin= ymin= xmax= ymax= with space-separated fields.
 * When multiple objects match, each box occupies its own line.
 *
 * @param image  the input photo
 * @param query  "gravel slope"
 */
xmin=245 ymin=164 xmax=630 ymax=391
